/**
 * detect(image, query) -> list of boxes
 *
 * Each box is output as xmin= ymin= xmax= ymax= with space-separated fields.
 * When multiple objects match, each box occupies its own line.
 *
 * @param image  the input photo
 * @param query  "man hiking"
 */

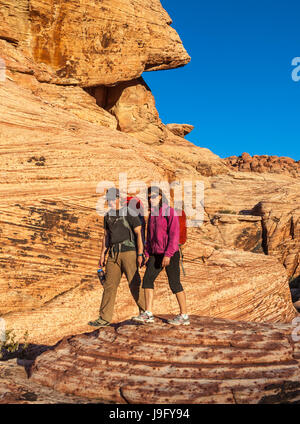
xmin=88 ymin=187 xmax=146 ymax=327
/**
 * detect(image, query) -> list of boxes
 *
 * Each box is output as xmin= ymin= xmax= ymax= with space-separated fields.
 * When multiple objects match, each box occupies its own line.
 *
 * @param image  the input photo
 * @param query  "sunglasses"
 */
xmin=148 ymin=193 xmax=159 ymax=199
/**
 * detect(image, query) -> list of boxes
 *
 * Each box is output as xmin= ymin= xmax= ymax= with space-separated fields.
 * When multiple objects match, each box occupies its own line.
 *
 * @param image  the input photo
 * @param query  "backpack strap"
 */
xmin=107 ymin=214 xmax=134 ymax=241
xmin=106 ymin=214 xmax=136 ymax=256
xmin=121 ymin=216 xmax=135 ymax=243
xmin=164 ymin=208 xmax=185 ymax=274
xmin=179 ymin=244 xmax=186 ymax=276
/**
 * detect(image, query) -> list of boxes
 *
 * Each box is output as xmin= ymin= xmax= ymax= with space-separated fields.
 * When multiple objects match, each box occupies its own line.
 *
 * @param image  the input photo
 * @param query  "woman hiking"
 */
xmin=132 ymin=186 xmax=189 ymax=325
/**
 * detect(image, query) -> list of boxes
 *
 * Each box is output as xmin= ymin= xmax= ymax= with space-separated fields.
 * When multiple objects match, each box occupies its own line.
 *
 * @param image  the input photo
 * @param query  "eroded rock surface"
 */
xmin=166 ymin=123 xmax=194 ymax=138
xmin=85 ymin=78 xmax=196 ymax=146
xmin=103 ymin=77 xmax=168 ymax=145
xmin=224 ymin=152 xmax=300 ymax=177
xmin=0 ymin=0 xmax=299 ymax=357
xmin=0 ymin=65 xmax=298 ymax=346
xmin=29 ymin=317 xmax=300 ymax=404
xmin=0 ymin=356 xmax=94 ymax=403
xmin=251 ymin=201 xmax=300 ymax=281
xmin=3 ymin=240 xmax=296 ymax=346
xmin=1 ymin=0 xmax=190 ymax=86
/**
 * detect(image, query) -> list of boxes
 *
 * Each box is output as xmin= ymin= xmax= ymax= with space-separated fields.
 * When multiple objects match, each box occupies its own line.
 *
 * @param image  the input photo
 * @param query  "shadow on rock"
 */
xmin=15 ymin=342 xmax=58 ymax=378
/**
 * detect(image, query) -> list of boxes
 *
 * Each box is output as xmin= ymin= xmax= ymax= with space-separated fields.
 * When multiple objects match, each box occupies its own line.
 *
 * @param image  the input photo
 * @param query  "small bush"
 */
xmin=0 ymin=329 xmax=29 ymax=359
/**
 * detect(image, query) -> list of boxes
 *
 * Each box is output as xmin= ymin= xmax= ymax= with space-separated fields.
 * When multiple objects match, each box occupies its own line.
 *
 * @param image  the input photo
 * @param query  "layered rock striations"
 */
xmin=0 ymin=69 xmax=297 ymax=345
xmin=0 ymin=0 xmax=299 ymax=380
xmin=0 ymin=353 xmax=94 ymax=404
xmin=1 ymin=0 xmax=190 ymax=86
xmin=90 ymin=77 xmax=169 ymax=145
xmin=28 ymin=317 xmax=300 ymax=404
xmin=1 ymin=316 xmax=300 ymax=404
xmin=166 ymin=123 xmax=194 ymax=138
xmin=251 ymin=201 xmax=300 ymax=281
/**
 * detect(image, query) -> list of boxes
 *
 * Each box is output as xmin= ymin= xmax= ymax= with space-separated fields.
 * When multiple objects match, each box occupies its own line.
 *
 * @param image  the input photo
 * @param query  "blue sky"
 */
xmin=142 ymin=0 xmax=300 ymax=160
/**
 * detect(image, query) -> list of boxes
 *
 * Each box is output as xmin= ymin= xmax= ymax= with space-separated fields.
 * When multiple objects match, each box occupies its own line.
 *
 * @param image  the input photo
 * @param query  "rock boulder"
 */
xmin=28 ymin=316 xmax=300 ymax=404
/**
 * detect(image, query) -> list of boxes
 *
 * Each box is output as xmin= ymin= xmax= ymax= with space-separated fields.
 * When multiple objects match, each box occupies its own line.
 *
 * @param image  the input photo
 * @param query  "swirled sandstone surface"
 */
xmin=1 ymin=316 xmax=300 ymax=404
xmin=0 ymin=0 xmax=299 ymax=349
xmin=26 ymin=317 xmax=300 ymax=404
xmin=0 ymin=45 xmax=298 ymax=346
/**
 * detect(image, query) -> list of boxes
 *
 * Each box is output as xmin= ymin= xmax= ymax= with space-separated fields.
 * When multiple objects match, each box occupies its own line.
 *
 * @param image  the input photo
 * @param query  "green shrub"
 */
xmin=0 ymin=329 xmax=29 ymax=359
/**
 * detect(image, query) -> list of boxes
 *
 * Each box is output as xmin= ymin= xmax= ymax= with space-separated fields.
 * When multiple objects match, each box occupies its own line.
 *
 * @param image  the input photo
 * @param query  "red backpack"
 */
xmin=176 ymin=208 xmax=187 ymax=246
xmin=165 ymin=207 xmax=187 ymax=276
xmin=125 ymin=196 xmax=143 ymax=211
xmin=176 ymin=209 xmax=187 ymax=275
xmin=125 ymin=196 xmax=146 ymax=245
xmin=165 ymin=207 xmax=187 ymax=246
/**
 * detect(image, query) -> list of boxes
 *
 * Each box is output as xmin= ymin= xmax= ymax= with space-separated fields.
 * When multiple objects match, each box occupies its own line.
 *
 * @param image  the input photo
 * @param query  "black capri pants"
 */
xmin=142 ymin=251 xmax=183 ymax=294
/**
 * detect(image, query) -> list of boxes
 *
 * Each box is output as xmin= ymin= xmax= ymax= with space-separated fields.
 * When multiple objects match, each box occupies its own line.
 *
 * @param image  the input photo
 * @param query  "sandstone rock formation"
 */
xmin=93 ymin=77 xmax=169 ymax=145
xmin=1 ymin=0 xmax=190 ymax=86
xmin=0 ymin=70 xmax=297 ymax=345
xmin=85 ymin=78 xmax=196 ymax=147
xmin=2 ymin=237 xmax=296 ymax=346
xmin=198 ymin=172 xmax=300 ymax=268
xmin=0 ymin=39 xmax=117 ymax=128
xmin=0 ymin=353 xmax=93 ymax=403
xmin=0 ymin=0 xmax=300 ymax=392
xmin=203 ymin=213 xmax=263 ymax=253
xmin=27 ymin=317 xmax=300 ymax=404
xmin=166 ymin=123 xmax=194 ymax=138
xmin=251 ymin=201 xmax=300 ymax=281
xmin=1 ymin=316 xmax=300 ymax=404
xmin=224 ymin=152 xmax=300 ymax=177
xmin=0 ymin=36 xmax=299 ymax=346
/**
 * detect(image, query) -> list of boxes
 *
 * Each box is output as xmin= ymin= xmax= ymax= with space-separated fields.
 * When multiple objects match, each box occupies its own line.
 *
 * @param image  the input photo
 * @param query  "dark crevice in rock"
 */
xmin=52 ymin=83 xmax=78 ymax=87
xmin=290 ymin=217 xmax=295 ymax=240
xmin=261 ymin=219 xmax=269 ymax=255
xmin=0 ymin=342 xmax=55 ymax=378
xmin=83 ymin=85 xmax=108 ymax=109
xmin=0 ymin=36 xmax=18 ymax=45
xmin=258 ymin=382 xmax=300 ymax=404
xmin=10 ymin=69 xmax=35 ymax=76
xmin=290 ymin=275 xmax=300 ymax=289
xmin=83 ymin=85 xmax=121 ymax=127
xmin=231 ymin=389 xmax=238 ymax=404
xmin=119 ymin=387 xmax=130 ymax=404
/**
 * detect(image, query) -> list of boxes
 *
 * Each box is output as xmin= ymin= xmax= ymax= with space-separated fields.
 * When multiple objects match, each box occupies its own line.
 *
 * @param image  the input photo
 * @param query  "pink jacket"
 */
xmin=144 ymin=203 xmax=179 ymax=258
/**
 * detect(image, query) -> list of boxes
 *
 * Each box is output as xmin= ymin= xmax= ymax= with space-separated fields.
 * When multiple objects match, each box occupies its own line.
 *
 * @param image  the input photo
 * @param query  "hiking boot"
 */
xmin=167 ymin=314 xmax=190 ymax=326
xmin=88 ymin=317 xmax=110 ymax=327
xmin=131 ymin=311 xmax=155 ymax=324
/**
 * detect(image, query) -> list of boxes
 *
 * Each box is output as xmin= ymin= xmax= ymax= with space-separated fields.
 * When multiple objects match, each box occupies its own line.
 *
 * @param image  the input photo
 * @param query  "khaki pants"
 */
xmin=99 ymin=250 xmax=145 ymax=323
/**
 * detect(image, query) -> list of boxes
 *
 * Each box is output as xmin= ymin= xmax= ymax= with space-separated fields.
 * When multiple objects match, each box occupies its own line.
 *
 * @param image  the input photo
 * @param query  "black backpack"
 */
xmin=106 ymin=212 xmax=136 ymax=251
